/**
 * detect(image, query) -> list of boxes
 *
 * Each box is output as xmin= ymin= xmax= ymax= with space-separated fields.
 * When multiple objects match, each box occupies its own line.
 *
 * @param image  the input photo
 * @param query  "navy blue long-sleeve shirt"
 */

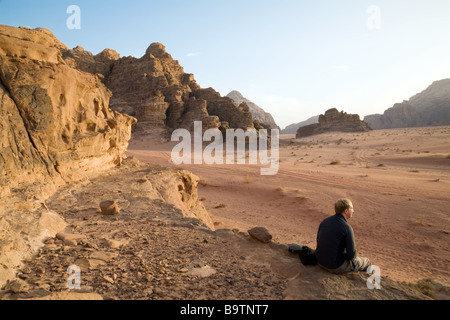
xmin=315 ymin=214 xmax=356 ymax=269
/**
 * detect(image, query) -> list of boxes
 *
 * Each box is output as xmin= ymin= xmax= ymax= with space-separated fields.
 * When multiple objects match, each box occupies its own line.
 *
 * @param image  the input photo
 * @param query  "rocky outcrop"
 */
xmin=0 ymin=24 xmax=136 ymax=287
xmin=0 ymin=25 xmax=136 ymax=189
xmin=364 ymin=79 xmax=450 ymax=129
xmin=63 ymin=42 xmax=258 ymax=138
xmin=296 ymin=108 xmax=372 ymax=138
xmin=226 ymin=91 xmax=279 ymax=129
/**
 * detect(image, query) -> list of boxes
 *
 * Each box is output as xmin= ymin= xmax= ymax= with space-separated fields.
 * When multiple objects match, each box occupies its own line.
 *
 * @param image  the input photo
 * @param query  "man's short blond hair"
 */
xmin=335 ymin=198 xmax=352 ymax=215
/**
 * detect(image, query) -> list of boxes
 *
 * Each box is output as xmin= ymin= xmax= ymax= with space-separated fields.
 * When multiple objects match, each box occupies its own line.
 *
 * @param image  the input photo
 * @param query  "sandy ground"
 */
xmin=127 ymin=126 xmax=450 ymax=285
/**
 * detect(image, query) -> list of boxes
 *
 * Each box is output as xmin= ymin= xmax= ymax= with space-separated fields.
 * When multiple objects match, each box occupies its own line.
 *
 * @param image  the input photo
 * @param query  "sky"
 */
xmin=1 ymin=0 xmax=450 ymax=129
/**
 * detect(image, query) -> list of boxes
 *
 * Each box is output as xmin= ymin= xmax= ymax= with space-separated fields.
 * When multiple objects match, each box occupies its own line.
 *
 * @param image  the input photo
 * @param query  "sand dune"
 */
xmin=127 ymin=126 xmax=450 ymax=285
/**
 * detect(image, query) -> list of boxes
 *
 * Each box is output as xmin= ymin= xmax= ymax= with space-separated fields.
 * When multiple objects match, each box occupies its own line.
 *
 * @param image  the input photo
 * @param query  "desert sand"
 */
xmin=127 ymin=126 xmax=450 ymax=285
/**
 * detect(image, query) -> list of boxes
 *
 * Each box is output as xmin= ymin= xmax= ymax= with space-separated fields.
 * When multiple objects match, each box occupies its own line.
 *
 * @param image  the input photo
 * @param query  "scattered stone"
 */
xmin=187 ymin=266 xmax=217 ymax=278
xmin=64 ymin=239 xmax=77 ymax=247
xmin=100 ymin=200 xmax=121 ymax=216
xmin=3 ymin=279 xmax=29 ymax=293
xmin=74 ymin=257 xmax=105 ymax=269
xmin=90 ymin=251 xmax=118 ymax=262
xmin=102 ymin=276 xmax=115 ymax=284
xmin=56 ymin=232 xmax=86 ymax=242
xmin=248 ymin=227 xmax=273 ymax=243
xmin=103 ymin=238 xmax=128 ymax=249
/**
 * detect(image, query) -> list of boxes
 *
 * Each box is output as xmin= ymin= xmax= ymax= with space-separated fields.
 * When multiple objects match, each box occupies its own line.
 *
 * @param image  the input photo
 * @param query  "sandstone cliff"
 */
xmin=364 ymin=79 xmax=450 ymax=129
xmin=0 ymin=24 xmax=137 ymax=287
xmin=296 ymin=108 xmax=372 ymax=138
xmin=0 ymin=25 xmax=136 ymax=189
xmin=226 ymin=90 xmax=280 ymax=129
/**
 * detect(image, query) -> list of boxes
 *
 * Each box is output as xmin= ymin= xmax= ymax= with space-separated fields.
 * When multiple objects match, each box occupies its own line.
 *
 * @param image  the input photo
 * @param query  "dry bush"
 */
xmin=243 ymin=175 xmax=253 ymax=184
xmin=403 ymin=278 xmax=436 ymax=299
xmin=330 ymin=159 xmax=341 ymax=165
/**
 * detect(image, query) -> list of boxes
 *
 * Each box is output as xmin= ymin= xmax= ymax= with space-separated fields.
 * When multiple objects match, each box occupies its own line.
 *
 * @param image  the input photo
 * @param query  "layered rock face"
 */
xmin=364 ymin=79 xmax=450 ymax=129
xmin=0 ymin=25 xmax=136 ymax=287
xmin=364 ymin=102 xmax=426 ymax=130
xmin=0 ymin=25 xmax=136 ymax=189
xmin=226 ymin=90 xmax=279 ymax=129
xmin=62 ymin=43 xmax=258 ymax=138
xmin=296 ymin=108 xmax=372 ymax=138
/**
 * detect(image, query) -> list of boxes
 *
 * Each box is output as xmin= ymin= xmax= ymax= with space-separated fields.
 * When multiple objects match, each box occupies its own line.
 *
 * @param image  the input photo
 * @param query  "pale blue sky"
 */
xmin=1 ymin=0 xmax=450 ymax=128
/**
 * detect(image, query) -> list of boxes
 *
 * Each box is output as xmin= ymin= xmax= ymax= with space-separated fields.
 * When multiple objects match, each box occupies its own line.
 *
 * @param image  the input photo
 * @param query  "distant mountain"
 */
xmin=364 ymin=79 xmax=450 ymax=129
xmin=226 ymin=91 xmax=280 ymax=129
xmin=281 ymin=115 xmax=320 ymax=134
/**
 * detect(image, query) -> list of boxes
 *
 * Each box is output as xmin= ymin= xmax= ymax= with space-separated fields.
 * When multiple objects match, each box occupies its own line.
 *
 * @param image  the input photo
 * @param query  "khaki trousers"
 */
xmin=320 ymin=257 xmax=371 ymax=274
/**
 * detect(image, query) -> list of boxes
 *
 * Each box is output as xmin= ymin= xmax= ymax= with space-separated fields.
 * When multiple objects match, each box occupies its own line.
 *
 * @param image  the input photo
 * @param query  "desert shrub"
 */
xmin=330 ymin=160 xmax=340 ymax=165
xmin=404 ymin=278 xmax=436 ymax=299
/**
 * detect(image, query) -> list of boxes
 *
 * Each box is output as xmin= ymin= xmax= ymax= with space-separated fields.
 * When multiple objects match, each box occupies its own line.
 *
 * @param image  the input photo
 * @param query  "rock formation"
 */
xmin=296 ymin=108 xmax=372 ymax=138
xmin=61 ymin=43 xmax=258 ymax=139
xmin=0 ymin=24 xmax=137 ymax=287
xmin=226 ymin=90 xmax=280 ymax=129
xmin=0 ymin=25 xmax=136 ymax=189
xmin=364 ymin=79 xmax=450 ymax=129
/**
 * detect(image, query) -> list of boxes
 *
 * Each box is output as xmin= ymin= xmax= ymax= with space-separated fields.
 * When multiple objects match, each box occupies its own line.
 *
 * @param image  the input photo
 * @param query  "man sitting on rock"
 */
xmin=315 ymin=198 xmax=371 ymax=274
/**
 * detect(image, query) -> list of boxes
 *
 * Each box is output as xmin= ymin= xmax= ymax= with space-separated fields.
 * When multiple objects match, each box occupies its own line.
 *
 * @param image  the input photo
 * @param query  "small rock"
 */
xmin=56 ymin=232 xmax=86 ymax=242
xmin=103 ymin=276 xmax=115 ymax=284
xmin=248 ymin=227 xmax=272 ymax=243
xmin=187 ymin=266 xmax=217 ymax=278
xmin=143 ymin=287 xmax=153 ymax=296
xmin=104 ymin=238 xmax=128 ymax=249
xmin=4 ymin=279 xmax=29 ymax=293
xmin=100 ymin=200 xmax=120 ymax=216
xmin=74 ymin=257 xmax=105 ymax=269
xmin=64 ymin=239 xmax=77 ymax=247
xmin=35 ymin=267 xmax=46 ymax=275
xmin=89 ymin=251 xmax=118 ymax=262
